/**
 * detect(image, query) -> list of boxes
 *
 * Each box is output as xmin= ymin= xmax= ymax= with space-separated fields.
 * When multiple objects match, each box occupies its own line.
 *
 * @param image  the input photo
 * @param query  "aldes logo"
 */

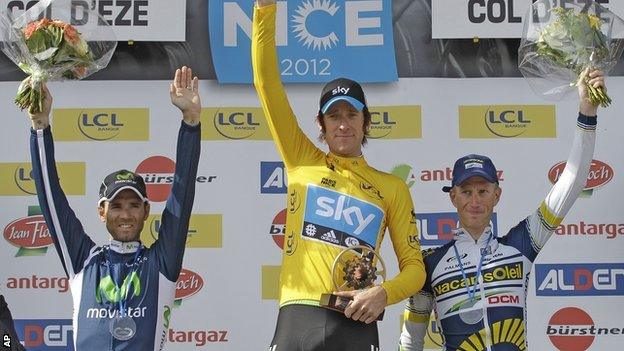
xmin=202 ymin=108 xmax=272 ymax=140
xmin=52 ymin=108 xmax=149 ymax=141
xmin=549 ymin=159 xmax=613 ymax=196
xmin=175 ymin=268 xmax=204 ymax=307
xmin=368 ymin=106 xmax=422 ymax=139
xmin=135 ymin=156 xmax=216 ymax=202
xmin=535 ymin=263 xmax=624 ymax=296
xmin=3 ymin=206 xmax=53 ymax=257
xmin=0 ymin=162 xmax=85 ymax=196
xmin=261 ymin=161 xmax=287 ymax=194
xmin=459 ymin=105 xmax=556 ymax=138
xmin=208 ymin=0 xmax=397 ymax=83
xmin=417 ymin=212 xmax=499 ymax=247
xmin=141 ymin=214 xmax=223 ymax=248
xmin=390 ymin=164 xmax=417 ymax=188
xmin=14 ymin=319 xmax=74 ymax=350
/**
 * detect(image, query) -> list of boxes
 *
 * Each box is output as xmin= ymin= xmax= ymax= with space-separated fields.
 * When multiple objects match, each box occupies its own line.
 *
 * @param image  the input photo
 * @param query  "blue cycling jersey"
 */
xmin=30 ymin=121 xmax=200 ymax=350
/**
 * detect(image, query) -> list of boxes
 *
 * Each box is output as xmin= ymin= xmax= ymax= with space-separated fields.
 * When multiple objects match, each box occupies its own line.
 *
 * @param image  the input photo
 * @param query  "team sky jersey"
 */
xmin=29 ymin=122 xmax=200 ymax=350
xmin=399 ymin=115 xmax=597 ymax=351
xmin=252 ymin=4 xmax=425 ymax=307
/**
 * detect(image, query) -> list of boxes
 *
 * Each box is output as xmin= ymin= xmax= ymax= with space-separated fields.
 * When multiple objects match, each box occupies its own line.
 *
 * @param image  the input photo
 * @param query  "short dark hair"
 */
xmin=315 ymin=107 xmax=372 ymax=145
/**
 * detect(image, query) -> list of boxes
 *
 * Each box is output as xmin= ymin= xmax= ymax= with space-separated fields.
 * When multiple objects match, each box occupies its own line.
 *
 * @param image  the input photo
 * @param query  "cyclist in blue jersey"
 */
xmin=399 ymin=70 xmax=606 ymax=351
xmin=0 ymin=294 xmax=25 ymax=351
xmin=25 ymin=66 xmax=201 ymax=350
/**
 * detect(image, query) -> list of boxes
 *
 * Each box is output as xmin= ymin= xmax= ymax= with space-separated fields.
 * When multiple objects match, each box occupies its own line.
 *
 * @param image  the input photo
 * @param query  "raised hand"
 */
xmin=170 ymin=66 xmax=201 ymax=125
xmin=27 ymin=82 xmax=52 ymax=130
xmin=578 ymin=68 xmax=605 ymax=116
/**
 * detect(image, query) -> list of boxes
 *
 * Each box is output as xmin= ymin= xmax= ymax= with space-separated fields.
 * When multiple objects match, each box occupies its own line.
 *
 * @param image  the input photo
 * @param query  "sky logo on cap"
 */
xmin=208 ymin=0 xmax=397 ymax=83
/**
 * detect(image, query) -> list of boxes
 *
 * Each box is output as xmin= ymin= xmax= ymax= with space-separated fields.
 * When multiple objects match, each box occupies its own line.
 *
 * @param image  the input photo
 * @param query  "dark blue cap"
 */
xmin=442 ymin=154 xmax=498 ymax=192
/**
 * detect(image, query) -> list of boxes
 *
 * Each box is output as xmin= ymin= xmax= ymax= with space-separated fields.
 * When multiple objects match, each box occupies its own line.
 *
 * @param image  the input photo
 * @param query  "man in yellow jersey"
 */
xmin=252 ymin=1 xmax=425 ymax=350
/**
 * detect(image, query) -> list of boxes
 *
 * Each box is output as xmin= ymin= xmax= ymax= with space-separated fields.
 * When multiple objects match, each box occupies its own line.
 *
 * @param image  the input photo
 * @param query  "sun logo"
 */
xmin=292 ymin=0 xmax=340 ymax=51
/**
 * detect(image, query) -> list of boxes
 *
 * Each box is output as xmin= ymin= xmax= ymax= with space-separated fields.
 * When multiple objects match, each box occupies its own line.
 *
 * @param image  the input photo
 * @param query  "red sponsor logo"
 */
xmin=549 ymin=160 xmax=613 ymax=190
xmin=555 ymin=221 xmax=624 ymax=240
xmin=270 ymin=209 xmax=286 ymax=249
xmin=547 ymin=307 xmax=595 ymax=351
xmin=136 ymin=156 xmax=176 ymax=202
xmin=487 ymin=294 xmax=520 ymax=305
xmin=175 ymin=268 xmax=204 ymax=300
xmin=3 ymin=215 xmax=53 ymax=249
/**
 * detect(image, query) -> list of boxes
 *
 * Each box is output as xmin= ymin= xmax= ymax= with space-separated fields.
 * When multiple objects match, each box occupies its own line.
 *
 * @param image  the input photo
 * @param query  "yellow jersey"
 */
xmin=252 ymin=4 xmax=425 ymax=307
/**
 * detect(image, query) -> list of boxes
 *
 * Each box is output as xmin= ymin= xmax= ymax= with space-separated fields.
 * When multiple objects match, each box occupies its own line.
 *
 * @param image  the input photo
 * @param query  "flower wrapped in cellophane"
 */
xmin=518 ymin=0 xmax=624 ymax=107
xmin=0 ymin=0 xmax=117 ymax=113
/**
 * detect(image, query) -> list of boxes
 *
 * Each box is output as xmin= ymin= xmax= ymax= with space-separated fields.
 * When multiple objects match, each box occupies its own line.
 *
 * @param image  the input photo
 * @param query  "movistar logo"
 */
xmin=116 ymin=172 xmax=135 ymax=181
xmin=96 ymin=272 xmax=141 ymax=304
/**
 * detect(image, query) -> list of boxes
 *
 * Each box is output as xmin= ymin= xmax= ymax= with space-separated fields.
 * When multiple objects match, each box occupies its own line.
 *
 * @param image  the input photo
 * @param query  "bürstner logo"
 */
xmin=549 ymin=159 xmax=613 ymax=195
xmin=135 ymin=156 xmax=216 ymax=202
xmin=269 ymin=209 xmax=286 ymax=249
xmin=175 ymin=268 xmax=204 ymax=307
xmin=547 ymin=307 xmax=597 ymax=351
xmin=3 ymin=207 xmax=53 ymax=257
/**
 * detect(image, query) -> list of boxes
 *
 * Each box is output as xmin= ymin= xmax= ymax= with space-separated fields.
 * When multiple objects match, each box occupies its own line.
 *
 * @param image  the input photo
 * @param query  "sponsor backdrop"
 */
xmin=0 ymin=77 xmax=622 ymax=351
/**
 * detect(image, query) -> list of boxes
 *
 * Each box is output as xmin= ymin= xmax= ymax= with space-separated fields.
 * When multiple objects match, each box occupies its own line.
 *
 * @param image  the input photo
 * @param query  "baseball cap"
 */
xmin=98 ymin=169 xmax=148 ymax=205
xmin=442 ymin=154 xmax=499 ymax=192
xmin=319 ymin=77 xmax=367 ymax=114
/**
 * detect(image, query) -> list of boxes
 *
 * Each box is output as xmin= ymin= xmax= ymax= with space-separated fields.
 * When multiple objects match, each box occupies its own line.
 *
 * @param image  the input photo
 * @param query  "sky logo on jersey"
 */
xmin=14 ymin=319 xmax=73 ymax=350
xmin=261 ymin=161 xmax=287 ymax=194
xmin=209 ymin=0 xmax=397 ymax=83
xmin=535 ymin=263 xmax=624 ymax=296
xmin=417 ymin=212 xmax=499 ymax=247
xmin=140 ymin=214 xmax=223 ymax=248
xmin=390 ymin=164 xmax=416 ymax=188
xmin=368 ymin=106 xmax=422 ymax=139
xmin=302 ymin=185 xmax=383 ymax=248
xmin=201 ymin=108 xmax=272 ymax=140
xmin=0 ymin=162 xmax=85 ymax=196
xmin=549 ymin=159 xmax=613 ymax=197
xmin=3 ymin=206 xmax=53 ymax=257
xmin=459 ymin=105 xmax=556 ymax=138
xmin=135 ymin=156 xmax=216 ymax=202
xmin=175 ymin=268 xmax=204 ymax=307
xmin=51 ymin=108 xmax=149 ymax=141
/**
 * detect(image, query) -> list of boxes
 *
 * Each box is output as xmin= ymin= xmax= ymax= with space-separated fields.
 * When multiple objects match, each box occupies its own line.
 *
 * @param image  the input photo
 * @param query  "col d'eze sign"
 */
xmin=432 ymin=0 xmax=622 ymax=39
xmin=209 ymin=0 xmax=397 ymax=83
xmin=2 ymin=0 xmax=185 ymax=41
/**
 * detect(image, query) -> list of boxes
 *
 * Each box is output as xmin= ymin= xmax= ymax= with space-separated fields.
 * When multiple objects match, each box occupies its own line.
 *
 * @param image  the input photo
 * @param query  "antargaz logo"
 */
xmin=0 ymin=162 xmax=85 ymax=196
xmin=135 ymin=156 xmax=216 ymax=202
xmin=368 ymin=106 xmax=422 ymax=139
xmin=459 ymin=105 xmax=556 ymax=138
xmin=209 ymin=0 xmax=397 ymax=83
xmin=175 ymin=268 xmax=204 ymax=307
xmin=391 ymin=164 xmax=416 ymax=188
xmin=202 ymin=108 xmax=272 ymax=140
xmin=3 ymin=206 xmax=53 ymax=257
xmin=52 ymin=108 xmax=149 ymax=141
xmin=141 ymin=214 xmax=223 ymax=248
xmin=549 ymin=159 xmax=613 ymax=197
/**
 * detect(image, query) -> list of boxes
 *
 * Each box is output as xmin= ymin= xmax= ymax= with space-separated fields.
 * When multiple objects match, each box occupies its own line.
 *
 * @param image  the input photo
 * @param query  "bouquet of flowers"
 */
xmin=518 ymin=0 xmax=624 ymax=107
xmin=0 ymin=1 xmax=116 ymax=114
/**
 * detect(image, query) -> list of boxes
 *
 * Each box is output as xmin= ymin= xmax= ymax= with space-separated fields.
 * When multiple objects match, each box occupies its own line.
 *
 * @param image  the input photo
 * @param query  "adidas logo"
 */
xmin=321 ymin=230 xmax=340 ymax=244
